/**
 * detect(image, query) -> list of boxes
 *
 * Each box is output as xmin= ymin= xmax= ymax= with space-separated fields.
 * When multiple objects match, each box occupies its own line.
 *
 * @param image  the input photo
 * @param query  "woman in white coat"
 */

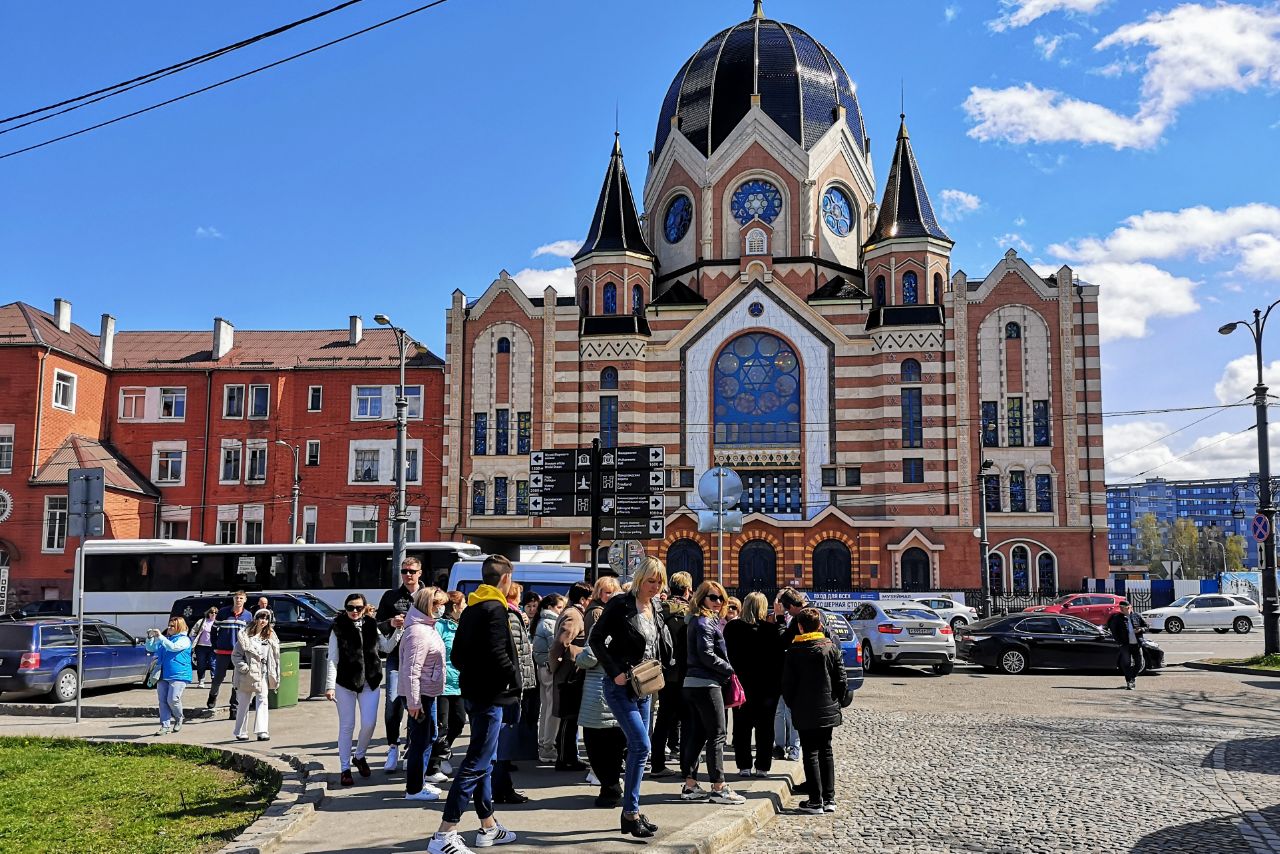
xmin=232 ymin=608 xmax=281 ymax=741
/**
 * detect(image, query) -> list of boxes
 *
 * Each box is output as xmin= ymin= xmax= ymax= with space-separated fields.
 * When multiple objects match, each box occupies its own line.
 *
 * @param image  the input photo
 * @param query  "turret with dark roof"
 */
xmin=574 ymin=135 xmax=653 ymax=261
xmin=866 ymin=115 xmax=952 ymax=246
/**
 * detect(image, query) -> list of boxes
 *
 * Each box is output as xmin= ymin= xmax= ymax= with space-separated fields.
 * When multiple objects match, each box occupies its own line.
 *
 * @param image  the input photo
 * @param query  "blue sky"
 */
xmin=3 ymin=0 xmax=1279 ymax=482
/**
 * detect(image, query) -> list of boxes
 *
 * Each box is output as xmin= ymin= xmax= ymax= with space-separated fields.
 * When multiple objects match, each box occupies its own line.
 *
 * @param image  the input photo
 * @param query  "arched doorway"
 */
xmin=666 ymin=540 xmax=705 ymax=589
xmin=812 ymin=540 xmax=851 ymax=592
xmin=737 ymin=540 xmax=777 ymax=592
xmin=901 ymin=547 xmax=930 ymax=591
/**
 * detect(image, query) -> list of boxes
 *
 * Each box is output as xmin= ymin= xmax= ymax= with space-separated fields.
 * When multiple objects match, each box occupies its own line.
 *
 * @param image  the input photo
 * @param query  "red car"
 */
xmin=1021 ymin=593 xmax=1127 ymax=626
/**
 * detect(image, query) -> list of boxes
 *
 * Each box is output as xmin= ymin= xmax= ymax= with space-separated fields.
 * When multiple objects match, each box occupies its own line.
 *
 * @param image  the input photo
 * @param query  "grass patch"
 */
xmin=1205 ymin=653 xmax=1280 ymax=670
xmin=0 ymin=737 xmax=278 ymax=854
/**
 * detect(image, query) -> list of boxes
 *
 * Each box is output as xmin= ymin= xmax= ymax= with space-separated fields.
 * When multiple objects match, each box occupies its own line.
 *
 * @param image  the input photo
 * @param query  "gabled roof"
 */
xmin=651 ymin=281 xmax=708 ymax=306
xmin=809 ymin=274 xmax=868 ymax=301
xmin=32 ymin=435 xmax=159 ymax=497
xmin=866 ymin=116 xmax=952 ymax=246
xmin=0 ymin=302 xmax=103 ymax=366
xmin=574 ymin=136 xmax=654 ymax=261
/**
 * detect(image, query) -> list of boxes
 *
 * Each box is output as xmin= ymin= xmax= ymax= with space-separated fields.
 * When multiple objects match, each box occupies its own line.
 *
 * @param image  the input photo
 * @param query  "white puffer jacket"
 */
xmin=231 ymin=630 xmax=281 ymax=695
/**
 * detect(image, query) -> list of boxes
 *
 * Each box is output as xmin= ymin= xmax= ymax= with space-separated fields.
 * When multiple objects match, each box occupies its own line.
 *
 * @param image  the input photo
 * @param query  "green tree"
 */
xmin=1135 ymin=513 xmax=1165 ymax=574
xmin=1172 ymin=518 xmax=1202 ymax=578
xmin=1226 ymin=534 xmax=1247 ymax=572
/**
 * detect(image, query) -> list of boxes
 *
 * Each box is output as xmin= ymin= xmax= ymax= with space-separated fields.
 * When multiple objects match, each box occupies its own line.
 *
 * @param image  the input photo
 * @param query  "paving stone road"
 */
xmin=740 ymin=664 xmax=1280 ymax=854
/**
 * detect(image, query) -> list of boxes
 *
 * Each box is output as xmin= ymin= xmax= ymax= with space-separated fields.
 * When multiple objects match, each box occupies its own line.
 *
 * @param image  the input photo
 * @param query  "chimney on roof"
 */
xmin=213 ymin=317 xmax=235 ymax=360
xmin=349 ymin=315 xmax=363 ymax=346
xmin=98 ymin=314 xmax=116 ymax=368
xmin=53 ymin=298 xmax=71 ymax=333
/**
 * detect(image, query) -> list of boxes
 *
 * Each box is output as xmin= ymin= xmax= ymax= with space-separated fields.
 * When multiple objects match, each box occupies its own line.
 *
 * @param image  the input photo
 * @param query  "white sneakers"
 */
xmin=384 ymin=745 xmax=400 ymax=772
xmin=710 ymin=787 xmax=746 ymax=805
xmin=405 ymin=783 xmax=443 ymax=801
xmin=472 ymin=823 xmax=517 ymax=848
xmin=427 ymin=831 xmax=473 ymax=854
xmin=680 ymin=783 xmax=710 ymax=801
xmin=585 ymin=770 xmax=600 ymax=786
xmin=425 ymin=771 xmax=450 ymax=784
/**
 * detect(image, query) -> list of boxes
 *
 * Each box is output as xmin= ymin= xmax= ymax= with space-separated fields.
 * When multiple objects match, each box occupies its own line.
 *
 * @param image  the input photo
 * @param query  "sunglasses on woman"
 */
xmin=344 ymin=604 xmax=364 ymax=613
xmin=705 ymin=594 xmax=724 ymax=603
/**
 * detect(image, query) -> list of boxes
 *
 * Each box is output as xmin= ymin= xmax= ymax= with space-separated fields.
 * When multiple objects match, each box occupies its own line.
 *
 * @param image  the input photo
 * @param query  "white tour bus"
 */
xmin=77 ymin=539 xmax=482 ymax=636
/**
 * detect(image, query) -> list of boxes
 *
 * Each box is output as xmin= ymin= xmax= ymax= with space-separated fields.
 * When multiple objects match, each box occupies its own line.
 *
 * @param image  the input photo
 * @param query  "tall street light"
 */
xmin=374 ymin=314 xmax=415 ymax=574
xmin=274 ymin=440 xmax=301 ymax=543
xmin=1220 ymin=300 xmax=1280 ymax=654
xmin=978 ymin=459 xmax=995 ymax=617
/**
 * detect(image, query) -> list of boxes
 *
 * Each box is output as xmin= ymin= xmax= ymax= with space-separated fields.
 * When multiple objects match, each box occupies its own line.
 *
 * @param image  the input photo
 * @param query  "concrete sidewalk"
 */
xmin=0 ymin=695 xmax=797 ymax=853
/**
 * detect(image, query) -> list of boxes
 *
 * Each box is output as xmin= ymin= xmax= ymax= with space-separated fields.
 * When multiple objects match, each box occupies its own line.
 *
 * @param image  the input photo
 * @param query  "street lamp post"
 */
xmin=978 ymin=459 xmax=995 ymax=618
xmin=1220 ymin=302 xmax=1280 ymax=655
xmin=375 ymin=314 xmax=414 ymax=574
xmin=274 ymin=440 xmax=301 ymax=543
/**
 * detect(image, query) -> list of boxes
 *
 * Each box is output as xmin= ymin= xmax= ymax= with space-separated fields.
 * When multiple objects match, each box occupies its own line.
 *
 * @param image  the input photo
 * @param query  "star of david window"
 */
xmin=822 ymin=187 xmax=852 ymax=237
xmin=665 ymin=195 xmax=692 ymax=244
xmin=731 ymin=180 xmax=782 ymax=226
xmin=713 ymin=332 xmax=801 ymax=446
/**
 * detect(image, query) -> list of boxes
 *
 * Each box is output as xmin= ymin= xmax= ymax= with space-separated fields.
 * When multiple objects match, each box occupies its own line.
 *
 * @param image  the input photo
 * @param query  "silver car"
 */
xmin=908 ymin=597 xmax=981 ymax=631
xmin=845 ymin=601 xmax=957 ymax=675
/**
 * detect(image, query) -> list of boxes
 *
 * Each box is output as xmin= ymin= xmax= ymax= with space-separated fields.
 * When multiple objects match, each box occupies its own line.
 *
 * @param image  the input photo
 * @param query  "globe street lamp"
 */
xmin=1219 ymin=300 xmax=1280 ymax=654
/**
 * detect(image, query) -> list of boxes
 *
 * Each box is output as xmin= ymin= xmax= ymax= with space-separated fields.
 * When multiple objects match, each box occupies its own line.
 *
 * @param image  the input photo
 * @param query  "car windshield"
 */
xmin=885 ymin=608 xmax=938 ymax=621
xmin=294 ymin=593 xmax=340 ymax=620
xmin=1168 ymin=596 xmax=1194 ymax=608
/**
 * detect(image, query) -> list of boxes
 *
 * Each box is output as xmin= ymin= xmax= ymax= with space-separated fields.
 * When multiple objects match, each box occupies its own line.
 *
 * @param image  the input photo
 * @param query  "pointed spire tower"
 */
xmin=863 ymin=115 xmax=954 ymax=308
xmin=573 ymin=134 xmax=655 ymax=320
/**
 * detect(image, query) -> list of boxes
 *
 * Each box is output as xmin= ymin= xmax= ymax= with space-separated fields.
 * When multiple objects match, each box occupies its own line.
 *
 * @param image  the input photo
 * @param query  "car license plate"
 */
xmin=907 ymin=627 xmax=933 ymax=636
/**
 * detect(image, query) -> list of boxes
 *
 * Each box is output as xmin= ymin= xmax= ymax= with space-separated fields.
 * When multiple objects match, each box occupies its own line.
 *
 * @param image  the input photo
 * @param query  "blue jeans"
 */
xmin=405 ymin=695 xmax=438 ymax=796
xmin=441 ymin=701 xmax=503 ymax=824
xmin=774 ymin=698 xmax=799 ymax=755
xmin=602 ymin=680 xmax=652 ymax=816
xmin=157 ymin=679 xmax=185 ymax=728
xmin=193 ymin=646 xmax=215 ymax=683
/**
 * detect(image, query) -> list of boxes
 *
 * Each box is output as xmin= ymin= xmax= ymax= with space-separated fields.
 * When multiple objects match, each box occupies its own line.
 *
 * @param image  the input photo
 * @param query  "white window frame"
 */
xmin=308 ymin=386 xmax=323 ymax=412
xmin=346 ymin=505 xmax=379 ymax=543
xmin=405 ymin=448 xmax=421 ymax=484
xmin=0 ymin=424 xmax=13 ymax=474
xmin=223 ymin=384 xmax=245 ymax=419
xmin=52 ymin=370 xmax=76 ymax=412
xmin=248 ymin=384 xmax=270 ymax=419
xmin=219 ymin=440 xmax=242 ymax=484
xmin=353 ymin=448 xmax=380 ymax=482
xmin=303 ymin=506 xmax=318 ymax=544
xmin=217 ymin=520 xmax=239 ymax=545
xmin=403 ymin=506 xmax=421 ymax=543
xmin=242 ymin=503 xmax=264 ymax=545
xmin=306 ymin=440 xmax=320 ymax=467
xmin=159 ymin=387 xmax=187 ymax=420
xmin=151 ymin=441 xmax=187 ymax=487
xmin=120 ymin=387 xmax=146 ymax=421
xmin=245 ymin=440 xmax=267 ymax=483
xmin=404 ymin=385 xmax=424 ymax=420
xmin=354 ymin=386 xmax=383 ymax=420
xmin=160 ymin=519 xmax=189 ymax=539
xmin=43 ymin=496 xmax=68 ymax=553
xmin=745 ymin=227 xmax=768 ymax=256
xmin=156 ymin=450 xmax=184 ymax=483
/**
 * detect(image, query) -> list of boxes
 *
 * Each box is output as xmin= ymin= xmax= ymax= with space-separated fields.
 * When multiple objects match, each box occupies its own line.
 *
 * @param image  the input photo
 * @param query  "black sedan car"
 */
xmin=955 ymin=614 xmax=1164 ymax=675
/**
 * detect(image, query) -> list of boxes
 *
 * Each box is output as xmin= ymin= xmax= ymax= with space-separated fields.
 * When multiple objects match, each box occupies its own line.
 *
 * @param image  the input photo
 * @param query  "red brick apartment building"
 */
xmin=0 ymin=300 xmax=444 ymax=605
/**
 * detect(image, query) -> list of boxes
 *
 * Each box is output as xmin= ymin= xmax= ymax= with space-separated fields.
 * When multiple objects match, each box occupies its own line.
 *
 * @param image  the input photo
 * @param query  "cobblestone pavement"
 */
xmin=740 ymin=667 xmax=1280 ymax=854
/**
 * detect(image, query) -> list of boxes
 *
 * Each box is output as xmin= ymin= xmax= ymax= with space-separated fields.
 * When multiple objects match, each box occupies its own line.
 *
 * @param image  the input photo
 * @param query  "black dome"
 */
xmin=655 ymin=12 xmax=867 ymax=159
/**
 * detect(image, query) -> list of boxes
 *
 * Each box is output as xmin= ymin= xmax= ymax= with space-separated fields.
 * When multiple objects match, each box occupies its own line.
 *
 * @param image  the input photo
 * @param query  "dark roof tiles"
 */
xmin=866 ymin=117 xmax=952 ymax=246
xmin=575 ymin=137 xmax=653 ymax=261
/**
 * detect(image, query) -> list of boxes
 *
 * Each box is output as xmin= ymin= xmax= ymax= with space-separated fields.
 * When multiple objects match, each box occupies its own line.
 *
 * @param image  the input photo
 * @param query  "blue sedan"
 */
xmin=820 ymin=609 xmax=865 ymax=693
xmin=0 ymin=618 xmax=156 ymax=702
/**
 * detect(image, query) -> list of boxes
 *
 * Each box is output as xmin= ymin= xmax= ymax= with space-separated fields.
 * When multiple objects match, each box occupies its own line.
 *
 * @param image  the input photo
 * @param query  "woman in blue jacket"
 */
xmin=145 ymin=616 xmax=194 ymax=735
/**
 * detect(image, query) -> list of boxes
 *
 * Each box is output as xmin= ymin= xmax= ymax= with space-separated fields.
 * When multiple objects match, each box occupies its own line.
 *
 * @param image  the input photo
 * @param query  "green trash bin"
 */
xmin=269 ymin=642 xmax=306 ymax=709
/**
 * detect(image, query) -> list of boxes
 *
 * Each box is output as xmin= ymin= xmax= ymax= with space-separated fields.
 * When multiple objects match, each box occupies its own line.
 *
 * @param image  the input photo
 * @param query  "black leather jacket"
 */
xmin=589 ymin=593 xmax=674 ymax=682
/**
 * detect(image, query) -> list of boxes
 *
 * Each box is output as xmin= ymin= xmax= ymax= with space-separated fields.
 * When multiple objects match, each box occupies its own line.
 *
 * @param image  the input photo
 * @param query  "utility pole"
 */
xmin=978 ymin=459 xmax=994 ymax=618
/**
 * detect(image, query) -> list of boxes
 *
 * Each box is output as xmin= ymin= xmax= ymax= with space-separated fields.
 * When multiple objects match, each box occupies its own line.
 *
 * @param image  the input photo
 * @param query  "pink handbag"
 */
xmin=725 ymin=673 xmax=746 ymax=709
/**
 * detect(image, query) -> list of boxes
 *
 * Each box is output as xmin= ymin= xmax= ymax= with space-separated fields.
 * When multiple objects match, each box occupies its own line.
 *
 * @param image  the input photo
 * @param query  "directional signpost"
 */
xmin=530 ymin=443 xmax=666 ymax=581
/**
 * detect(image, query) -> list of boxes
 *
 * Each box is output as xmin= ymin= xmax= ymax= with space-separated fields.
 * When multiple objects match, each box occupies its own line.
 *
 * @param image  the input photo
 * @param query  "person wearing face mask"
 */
xmin=400 ymin=586 xmax=448 ymax=801
xmin=325 ymin=592 xmax=398 ymax=786
xmin=426 ymin=592 xmax=465 ymax=783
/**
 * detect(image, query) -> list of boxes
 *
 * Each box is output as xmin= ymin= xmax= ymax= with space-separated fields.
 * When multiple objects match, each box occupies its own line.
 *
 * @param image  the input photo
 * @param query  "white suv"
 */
xmin=845 ymin=601 xmax=957 ymax=675
xmin=908 ymin=597 xmax=980 ymax=631
xmin=1142 ymin=594 xmax=1259 ymax=634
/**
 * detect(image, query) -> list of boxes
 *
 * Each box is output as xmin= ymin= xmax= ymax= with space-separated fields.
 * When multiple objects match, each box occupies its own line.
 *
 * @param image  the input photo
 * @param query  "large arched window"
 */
xmin=666 ymin=540 xmax=704 ymax=589
xmin=603 ymin=283 xmax=618 ymax=315
xmin=496 ymin=337 xmax=511 ymax=354
xmin=632 ymin=284 xmax=644 ymax=316
xmin=900 ymin=359 xmax=922 ymax=383
xmin=874 ymin=276 xmax=886 ymax=307
xmin=902 ymin=271 xmax=919 ymax=305
xmin=600 ymin=367 xmax=619 ymax=390
xmin=1011 ymin=545 xmax=1030 ymax=595
xmin=1037 ymin=553 xmax=1057 ymax=595
xmin=713 ymin=333 xmax=801 ymax=446
xmin=988 ymin=553 xmax=1004 ymax=595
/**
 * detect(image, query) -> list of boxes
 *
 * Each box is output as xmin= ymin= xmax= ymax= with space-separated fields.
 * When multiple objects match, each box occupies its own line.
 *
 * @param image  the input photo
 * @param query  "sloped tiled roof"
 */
xmin=0 ymin=302 xmax=103 ymax=365
xmin=651 ymin=281 xmax=708 ymax=306
xmin=574 ymin=136 xmax=654 ymax=261
xmin=809 ymin=274 xmax=868 ymax=301
xmin=111 ymin=327 xmax=444 ymax=370
xmin=32 ymin=435 xmax=159 ymax=497
xmin=866 ymin=116 xmax=952 ymax=246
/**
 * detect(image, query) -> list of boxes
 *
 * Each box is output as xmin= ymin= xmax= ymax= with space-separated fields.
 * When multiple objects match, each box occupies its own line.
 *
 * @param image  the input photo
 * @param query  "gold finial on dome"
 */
xmin=752 ymin=0 xmax=764 ymax=19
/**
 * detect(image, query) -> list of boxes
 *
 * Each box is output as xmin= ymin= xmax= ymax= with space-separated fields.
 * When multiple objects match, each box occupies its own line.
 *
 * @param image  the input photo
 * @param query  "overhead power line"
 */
xmin=0 ymin=0 xmax=451 ymax=161
xmin=0 ymin=0 xmax=367 ymax=135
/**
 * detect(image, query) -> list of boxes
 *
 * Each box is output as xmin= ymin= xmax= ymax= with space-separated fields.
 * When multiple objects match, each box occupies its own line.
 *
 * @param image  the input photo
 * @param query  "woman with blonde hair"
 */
xmin=400 ymin=586 xmax=448 ymax=800
xmin=590 ymin=559 xmax=673 ymax=839
xmin=146 ymin=615 xmax=192 ymax=735
xmin=725 ymin=597 xmax=742 ymax=622
xmin=680 ymin=581 xmax=743 ymax=804
xmin=723 ymin=591 xmax=784 ymax=777
xmin=232 ymin=608 xmax=280 ymax=741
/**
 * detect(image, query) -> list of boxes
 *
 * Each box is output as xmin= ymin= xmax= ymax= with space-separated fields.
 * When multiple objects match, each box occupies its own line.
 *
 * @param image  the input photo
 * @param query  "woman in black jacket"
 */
xmin=723 ymin=591 xmax=784 ymax=776
xmin=781 ymin=607 xmax=848 ymax=815
xmin=589 ymin=558 xmax=673 ymax=840
xmin=680 ymin=581 xmax=744 ymax=805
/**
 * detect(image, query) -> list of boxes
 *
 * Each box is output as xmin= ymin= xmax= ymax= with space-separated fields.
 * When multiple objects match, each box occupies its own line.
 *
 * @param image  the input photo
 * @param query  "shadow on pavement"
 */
xmin=1204 ymin=736 xmax=1280 ymax=776
xmin=1129 ymin=804 xmax=1280 ymax=853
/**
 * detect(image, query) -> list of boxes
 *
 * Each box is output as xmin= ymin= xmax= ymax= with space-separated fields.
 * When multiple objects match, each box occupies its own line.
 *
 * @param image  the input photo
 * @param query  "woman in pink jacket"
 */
xmin=399 ymin=586 xmax=448 ymax=801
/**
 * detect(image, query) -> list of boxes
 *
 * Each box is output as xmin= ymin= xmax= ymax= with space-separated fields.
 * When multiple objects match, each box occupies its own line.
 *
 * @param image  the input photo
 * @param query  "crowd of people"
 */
xmin=140 ymin=555 xmax=853 ymax=853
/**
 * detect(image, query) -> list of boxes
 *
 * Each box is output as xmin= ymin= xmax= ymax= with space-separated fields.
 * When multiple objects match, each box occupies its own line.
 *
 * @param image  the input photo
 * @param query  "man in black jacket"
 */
xmin=1106 ymin=601 xmax=1148 ymax=691
xmin=375 ymin=556 xmax=420 ymax=771
xmin=428 ymin=556 xmax=521 ymax=854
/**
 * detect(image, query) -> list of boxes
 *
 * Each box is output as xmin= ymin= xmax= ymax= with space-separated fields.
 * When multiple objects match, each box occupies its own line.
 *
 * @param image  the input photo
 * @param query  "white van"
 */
xmin=446 ymin=561 xmax=592 ymax=599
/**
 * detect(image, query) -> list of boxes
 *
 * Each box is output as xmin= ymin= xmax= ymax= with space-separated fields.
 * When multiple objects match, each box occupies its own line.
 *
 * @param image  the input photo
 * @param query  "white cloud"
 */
xmin=990 ymin=0 xmax=1108 ymax=32
xmin=195 ymin=226 xmax=223 ymax=239
xmin=1073 ymin=261 xmax=1198 ymax=341
xmin=1104 ymin=419 xmax=1273 ymax=481
xmin=945 ymin=4 xmax=960 ymax=23
xmin=532 ymin=240 xmax=583 ymax=259
xmin=996 ymin=232 xmax=1034 ymax=253
xmin=509 ymin=266 xmax=576 ymax=297
xmin=1034 ymin=33 xmax=1064 ymax=60
xmin=939 ymin=189 xmax=981 ymax=221
xmin=968 ymin=3 xmax=1280 ymax=149
xmin=1014 ymin=216 xmax=1027 ymax=227
xmin=1214 ymin=355 xmax=1280 ymax=405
